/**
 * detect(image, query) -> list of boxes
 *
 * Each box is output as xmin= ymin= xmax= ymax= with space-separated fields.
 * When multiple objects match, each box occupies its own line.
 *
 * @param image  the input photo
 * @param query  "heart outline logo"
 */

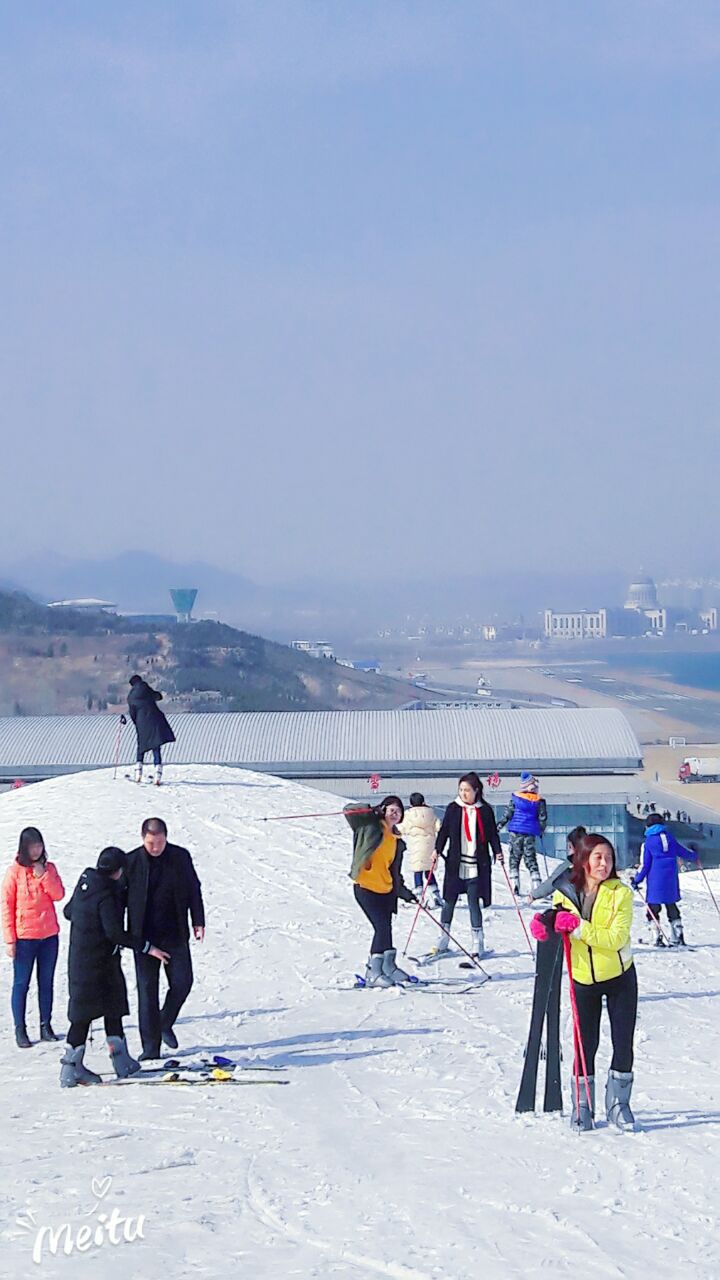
xmin=91 ymin=1176 xmax=112 ymax=1201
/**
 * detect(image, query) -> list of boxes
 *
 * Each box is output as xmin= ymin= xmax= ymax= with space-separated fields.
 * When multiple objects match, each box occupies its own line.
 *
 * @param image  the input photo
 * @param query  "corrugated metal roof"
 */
xmin=0 ymin=707 xmax=642 ymax=779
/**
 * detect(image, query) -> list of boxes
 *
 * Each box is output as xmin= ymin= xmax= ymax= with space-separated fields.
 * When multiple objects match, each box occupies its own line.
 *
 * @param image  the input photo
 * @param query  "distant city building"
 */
xmin=290 ymin=640 xmax=335 ymax=660
xmin=48 ymin=598 xmax=117 ymax=613
xmin=545 ymin=571 xmax=717 ymax=639
xmin=170 ymin=588 xmax=198 ymax=624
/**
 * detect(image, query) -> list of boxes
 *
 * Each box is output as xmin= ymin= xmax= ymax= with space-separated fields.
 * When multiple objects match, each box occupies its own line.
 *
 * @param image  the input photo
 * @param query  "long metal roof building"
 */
xmin=0 ymin=708 xmax=641 ymax=781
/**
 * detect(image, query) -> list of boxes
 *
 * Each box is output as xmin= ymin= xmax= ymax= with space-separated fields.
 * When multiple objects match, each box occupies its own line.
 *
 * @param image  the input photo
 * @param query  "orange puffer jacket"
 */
xmin=1 ymin=861 xmax=65 ymax=943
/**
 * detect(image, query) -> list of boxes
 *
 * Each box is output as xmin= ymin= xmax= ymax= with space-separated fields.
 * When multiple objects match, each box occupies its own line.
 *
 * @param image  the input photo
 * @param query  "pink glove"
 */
xmin=555 ymin=910 xmax=580 ymax=934
xmin=530 ymin=914 xmax=549 ymax=942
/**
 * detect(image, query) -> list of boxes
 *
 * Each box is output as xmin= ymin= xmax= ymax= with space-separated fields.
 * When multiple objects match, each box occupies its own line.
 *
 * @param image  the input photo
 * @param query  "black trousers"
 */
xmin=573 ymin=965 xmax=638 ymax=1075
xmin=442 ymin=878 xmax=483 ymax=930
xmin=134 ymin=943 xmax=193 ymax=1053
xmin=354 ymin=885 xmax=394 ymax=954
xmin=647 ymin=901 xmax=680 ymax=922
xmin=137 ymin=746 xmax=162 ymax=765
xmin=67 ymin=1016 xmax=123 ymax=1048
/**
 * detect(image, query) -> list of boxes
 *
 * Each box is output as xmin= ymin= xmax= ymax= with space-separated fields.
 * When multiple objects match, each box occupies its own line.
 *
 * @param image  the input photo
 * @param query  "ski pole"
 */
xmin=561 ymin=933 xmax=594 ymax=1125
xmin=631 ymin=885 xmax=672 ymax=945
xmin=402 ymin=853 xmax=438 ymax=957
xmin=539 ymin=835 xmax=550 ymax=880
xmin=695 ymin=856 xmax=720 ymax=920
xmin=258 ymin=808 xmax=374 ymax=823
xmin=415 ymin=902 xmax=492 ymax=978
xmin=497 ymin=855 xmax=535 ymax=958
xmin=112 ymin=714 xmax=126 ymax=781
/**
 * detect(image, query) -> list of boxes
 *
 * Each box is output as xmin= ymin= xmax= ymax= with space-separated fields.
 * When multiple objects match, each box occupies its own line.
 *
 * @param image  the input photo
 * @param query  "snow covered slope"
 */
xmin=0 ymin=766 xmax=718 ymax=1279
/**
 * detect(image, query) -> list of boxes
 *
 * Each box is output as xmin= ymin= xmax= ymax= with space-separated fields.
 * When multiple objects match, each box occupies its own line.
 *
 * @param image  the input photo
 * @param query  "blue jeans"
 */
xmin=12 ymin=935 xmax=59 ymax=1028
xmin=137 ymin=747 xmax=162 ymax=765
xmin=413 ymin=871 xmax=438 ymax=890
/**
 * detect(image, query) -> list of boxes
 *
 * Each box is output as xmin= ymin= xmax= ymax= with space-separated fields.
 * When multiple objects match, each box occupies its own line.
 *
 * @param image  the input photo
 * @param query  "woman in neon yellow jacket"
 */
xmin=531 ymin=832 xmax=637 ymax=1132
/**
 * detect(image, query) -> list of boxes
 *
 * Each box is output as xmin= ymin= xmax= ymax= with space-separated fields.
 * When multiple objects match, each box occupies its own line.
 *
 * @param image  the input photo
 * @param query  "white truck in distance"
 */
xmin=678 ymin=757 xmax=720 ymax=783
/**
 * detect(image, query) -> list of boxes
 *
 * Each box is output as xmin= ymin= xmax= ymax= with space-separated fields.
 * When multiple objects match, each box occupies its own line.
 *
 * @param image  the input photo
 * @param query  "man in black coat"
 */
xmin=127 ymin=674 xmax=176 ymax=785
xmin=125 ymin=817 xmax=205 ymax=1060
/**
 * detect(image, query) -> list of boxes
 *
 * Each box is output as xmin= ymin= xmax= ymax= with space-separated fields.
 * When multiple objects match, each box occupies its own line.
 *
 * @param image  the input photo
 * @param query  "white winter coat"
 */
xmin=398 ymin=805 xmax=440 ymax=872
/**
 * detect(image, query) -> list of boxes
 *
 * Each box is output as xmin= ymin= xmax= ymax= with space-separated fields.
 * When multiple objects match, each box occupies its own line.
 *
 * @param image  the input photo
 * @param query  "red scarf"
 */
xmin=463 ymin=805 xmax=485 ymax=846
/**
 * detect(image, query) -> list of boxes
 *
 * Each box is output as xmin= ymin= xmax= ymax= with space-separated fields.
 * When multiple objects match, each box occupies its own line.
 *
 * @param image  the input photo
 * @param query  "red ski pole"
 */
xmin=497 ymin=855 xmax=535 ymax=958
xmin=561 ymin=933 xmax=594 ymax=1123
xmin=414 ymin=901 xmax=491 ymax=979
xmin=402 ymin=853 xmax=438 ymax=958
xmin=259 ymin=809 xmax=373 ymax=823
xmin=695 ymin=856 xmax=720 ymax=920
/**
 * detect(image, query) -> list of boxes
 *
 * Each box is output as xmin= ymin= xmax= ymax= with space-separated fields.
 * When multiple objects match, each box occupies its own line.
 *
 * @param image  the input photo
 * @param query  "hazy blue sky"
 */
xmin=1 ymin=2 xmax=718 ymax=584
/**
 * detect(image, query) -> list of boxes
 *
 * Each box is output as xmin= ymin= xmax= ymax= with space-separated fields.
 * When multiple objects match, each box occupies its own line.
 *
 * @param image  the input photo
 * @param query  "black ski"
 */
xmin=516 ymin=934 xmax=563 ymax=1114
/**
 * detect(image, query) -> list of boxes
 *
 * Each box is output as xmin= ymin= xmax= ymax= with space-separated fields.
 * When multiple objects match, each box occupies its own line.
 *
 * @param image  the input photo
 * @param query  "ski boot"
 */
xmin=605 ymin=1070 xmax=636 ymax=1131
xmin=381 ymin=948 xmax=411 ymax=984
xmin=570 ymin=1075 xmax=595 ymax=1131
xmin=429 ymin=885 xmax=444 ymax=910
xmin=365 ymin=955 xmax=393 ymax=988
xmin=431 ymin=924 xmax=451 ymax=957
xmin=511 ymin=878 xmax=520 ymax=897
xmin=134 ymin=764 xmax=143 ymax=784
xmin=471 ymin=927 xmax=485 ymax=960
xmin=60 ymin=1045 xmax=102 ymax=1087
xmin=670 ymin=919 xmax=686 ymax=946
xmin=653 ymin=932 xmax=667 ymax=948
xmin=155 ymin=765 xmax=163 ymax=787
xmin=530 ymin=874 xmax=542 ymax=895
xmin=40 ymin=1021 xmax=61 ymax=1042
xmin=15 ymin=1024 xmax=32 ymax=1049
xmin=107 ymin=1036 xmax=141 ymax=1079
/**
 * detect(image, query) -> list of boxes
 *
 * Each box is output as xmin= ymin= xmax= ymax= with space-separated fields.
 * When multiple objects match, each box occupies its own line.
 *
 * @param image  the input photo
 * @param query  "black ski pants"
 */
xmin=647 ymin=901 xmax=680 ymax=923
xmin=573 ymin=965 xmax=638 ymax=1075
xmin=354 ymin=886 xmax=394 ymax=955
xmin=442 ymin=877 xmax=483 ymax=931
xmin=134 ymin=942 xmax=193 ymax=1054
xmin=67 ymin=1016 xmax=124 ymax=1048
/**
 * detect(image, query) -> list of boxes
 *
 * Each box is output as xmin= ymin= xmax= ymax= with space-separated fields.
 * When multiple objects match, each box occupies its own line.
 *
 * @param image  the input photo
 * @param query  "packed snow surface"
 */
xmin=0 ymin=766 xmax=718 ymax=1279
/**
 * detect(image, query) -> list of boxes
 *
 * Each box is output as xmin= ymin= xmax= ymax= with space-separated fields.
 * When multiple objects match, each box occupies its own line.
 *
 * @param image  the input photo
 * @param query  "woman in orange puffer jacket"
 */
xmin=2 ymin=827 xmax=65 ymax=1048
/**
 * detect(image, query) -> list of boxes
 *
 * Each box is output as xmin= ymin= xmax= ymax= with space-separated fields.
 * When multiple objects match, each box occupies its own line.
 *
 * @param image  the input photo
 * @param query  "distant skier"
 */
xmin=2 ymin=827 xmax=65 ymax=1049
xmin=529 ymin=825 xmax=587 ymax=902
xmin=127 ymin=674 xmax=176 ymax=785
xmin=398 ymin=793 xmax=442 ymax=909
xmin=497 ymin=771 xmax=547 ymax=895
xmin=125 ymin=818 xmax=205 ymax=1059
xmin=345 ymin=796 xmax=417 ymax=987
xmin=632 ymin=813 xmax=695 ymax=946
xmin=433 ymin=772 xmax=503 ymax=961
xmin=60 ymin=847 xmax=170 ymax=1087
xmin=531 ymin=833 xmax=637 ymax=1131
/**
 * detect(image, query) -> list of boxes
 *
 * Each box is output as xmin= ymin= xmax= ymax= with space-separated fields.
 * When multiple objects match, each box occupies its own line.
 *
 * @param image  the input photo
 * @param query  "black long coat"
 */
xmin=125 ymin=843 xmax=205 ymax=941
xmin=127 ymin=680 xmax=176 ymax=754
xmin=64 ymin=869 xmax=143 ymax=1023
xmin=435 ymin=801 xmax=502 ymax=905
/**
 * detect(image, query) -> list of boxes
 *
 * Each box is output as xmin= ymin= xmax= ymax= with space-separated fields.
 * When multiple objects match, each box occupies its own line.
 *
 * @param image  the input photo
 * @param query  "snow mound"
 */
xmin=0 ymin=765 xmax=718 ymax=1279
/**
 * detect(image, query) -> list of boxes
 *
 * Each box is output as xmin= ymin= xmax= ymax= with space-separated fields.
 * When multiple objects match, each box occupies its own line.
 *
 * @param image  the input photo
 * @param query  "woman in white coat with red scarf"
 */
xmin=433 ymin=772 xmax=503 ymax=959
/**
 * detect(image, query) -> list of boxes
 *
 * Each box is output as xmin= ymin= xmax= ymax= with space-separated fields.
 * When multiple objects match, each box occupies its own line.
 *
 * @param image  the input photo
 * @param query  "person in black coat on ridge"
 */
xmin=60 ymin=847 xmax=169 ymax=1088
xmin=125 ymin=817 xmax=205 ymax=1060
xmin=433 ymin=772 xmax=504 ymax=961
xmin=127 ymin=673 xmax=176 ymax=786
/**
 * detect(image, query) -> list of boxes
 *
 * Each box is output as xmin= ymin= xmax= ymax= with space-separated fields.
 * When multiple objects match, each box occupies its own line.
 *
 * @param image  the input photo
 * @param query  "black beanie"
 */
xmin=97 ymin=846 xmax=127 ymax=875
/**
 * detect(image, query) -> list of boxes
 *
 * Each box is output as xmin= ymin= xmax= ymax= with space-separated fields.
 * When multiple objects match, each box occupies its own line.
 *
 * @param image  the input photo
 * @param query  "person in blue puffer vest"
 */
xmin=632 ymin=813 xmax=696 ymax=946
xmin=497 ymin=772 xmax=548 ymax=894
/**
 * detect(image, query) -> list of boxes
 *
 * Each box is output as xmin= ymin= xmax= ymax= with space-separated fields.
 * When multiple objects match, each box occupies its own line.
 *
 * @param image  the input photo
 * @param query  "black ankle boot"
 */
xmin=40 ymin=1022 xmax=61 ymax=1042
xmin=15 ymin=1025 xmax=32 ymax=1048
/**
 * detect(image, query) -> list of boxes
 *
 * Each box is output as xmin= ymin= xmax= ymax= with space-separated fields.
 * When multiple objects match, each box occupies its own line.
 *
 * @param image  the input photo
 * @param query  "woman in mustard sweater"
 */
xmin=345 ymin=797 xmax=417 ymax=987
xmin=531 ymin=832 xmax=637 ymax=1132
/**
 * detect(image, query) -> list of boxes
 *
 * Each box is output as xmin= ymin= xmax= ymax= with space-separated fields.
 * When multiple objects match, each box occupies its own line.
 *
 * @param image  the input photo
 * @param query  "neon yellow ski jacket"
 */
xmin=553 ymin=877 xmax=634 ymax=985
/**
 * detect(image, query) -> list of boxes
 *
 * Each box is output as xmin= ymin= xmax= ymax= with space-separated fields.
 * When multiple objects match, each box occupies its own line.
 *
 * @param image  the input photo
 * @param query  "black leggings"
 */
xmin=573 ymin=965 xmax=638 ymax=1075
xmin=647 ymin=902 xmax=680 ymax=922
xmin=441 ymin=878 xmax=483 ymax=931
xmin=67 ymin=1016 xmax=124 ymax=1048
xmin=354 ymin=885 xmax=394 ymax=954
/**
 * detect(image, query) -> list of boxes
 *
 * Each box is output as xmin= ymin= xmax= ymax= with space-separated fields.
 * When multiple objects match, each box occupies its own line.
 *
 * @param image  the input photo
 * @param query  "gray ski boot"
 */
xmin=365 ymin=954 xmax=393 ymax=988
xmin=381 ymin=948 xmax=411 ymax=984
xmin=605 ymin=1070 xmax=636 ymax=1131
xmin=570 ymin=1075 xmax=595 ymax=1131
xmin=471 ymin=926 xmax=485 ymax=959
xmin=670 ymin=919 xmax=686 ymax=946
xmin=107 ymin=1036 xmax=141 ymax=1079
xmin=60 ymin=1045 xmax=102 ymax=1088
xmin=530 ymin=874 xmax=541 ymax=894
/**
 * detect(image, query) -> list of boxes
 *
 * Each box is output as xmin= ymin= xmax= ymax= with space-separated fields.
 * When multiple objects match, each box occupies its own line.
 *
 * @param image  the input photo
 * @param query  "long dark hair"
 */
xmin=376 ymin=795 xmax=405 ymax=824
xmin=567 ymin=825 xmax=587 ymax=856
xmin=569 ymin=833 xmax=617 ymax=891
xmin=17 ymin=827 xmax=47 ymax=867
xmin=458 ymin=772 xmax=484 ymax=801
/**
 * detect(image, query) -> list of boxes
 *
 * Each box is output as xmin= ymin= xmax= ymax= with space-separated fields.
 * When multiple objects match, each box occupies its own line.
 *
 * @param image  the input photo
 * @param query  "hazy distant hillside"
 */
xmin=0 ymin=591 xmax=434 ymax=715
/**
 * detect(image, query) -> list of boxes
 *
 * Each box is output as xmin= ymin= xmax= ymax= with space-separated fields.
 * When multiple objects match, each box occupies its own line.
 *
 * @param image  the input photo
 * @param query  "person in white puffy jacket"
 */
xmin=398 ymin=794 xmax=443 ymax=909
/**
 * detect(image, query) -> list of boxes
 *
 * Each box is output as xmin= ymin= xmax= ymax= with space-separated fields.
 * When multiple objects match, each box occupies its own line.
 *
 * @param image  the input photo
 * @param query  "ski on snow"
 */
xmin=515 ymin=934 xmax=563 ymax=1115
xmin=110 ymin=1071 xmax=289 ymax=1087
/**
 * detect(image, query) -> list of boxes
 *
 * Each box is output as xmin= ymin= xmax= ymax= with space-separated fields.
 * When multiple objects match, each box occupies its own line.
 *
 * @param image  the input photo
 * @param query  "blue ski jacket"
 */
xmin=633 ymin=825 xmax=691 ymax=903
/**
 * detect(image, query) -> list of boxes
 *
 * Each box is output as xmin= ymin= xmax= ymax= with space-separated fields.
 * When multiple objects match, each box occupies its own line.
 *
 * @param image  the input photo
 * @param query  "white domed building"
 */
xmin=624 ymin=572 xmax=658 ymax=611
